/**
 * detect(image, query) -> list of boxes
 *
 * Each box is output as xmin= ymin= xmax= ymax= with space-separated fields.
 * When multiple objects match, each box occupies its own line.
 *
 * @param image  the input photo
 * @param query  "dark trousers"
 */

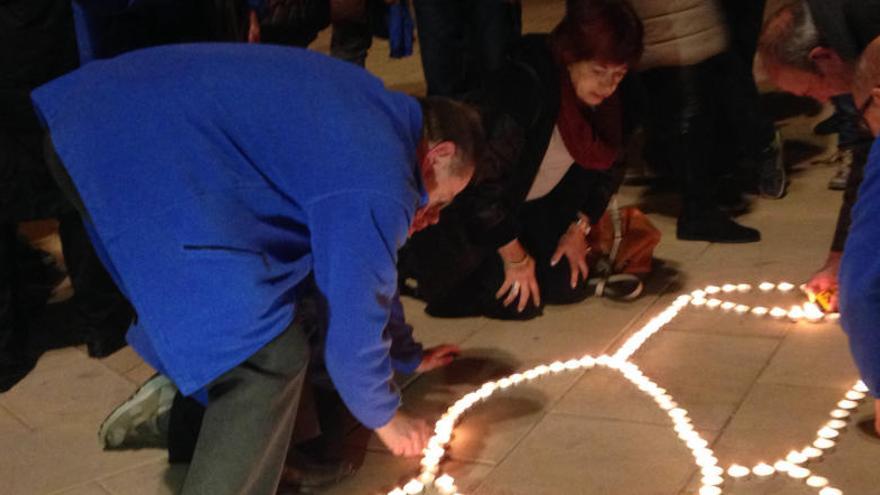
xmin=179 ymin=320 xmax=309 ymax=495
xmin=641 ymin=54 xmax=752 ymax=213
xmin=0 ymin=224 xmax=31 ymax=389
xmin=412 ymin=0 xmax=521 ymax=98
xmin=400 ymin=166 xmax=608 ymax=320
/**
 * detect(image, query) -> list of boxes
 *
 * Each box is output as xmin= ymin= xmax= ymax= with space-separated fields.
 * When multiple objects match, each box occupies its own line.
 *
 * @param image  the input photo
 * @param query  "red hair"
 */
xmin=550 ymin=0 xmax=644 ymax=67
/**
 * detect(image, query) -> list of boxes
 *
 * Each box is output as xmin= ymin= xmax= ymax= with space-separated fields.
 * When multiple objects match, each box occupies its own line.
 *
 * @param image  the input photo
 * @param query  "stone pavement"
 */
xmin=3 ymin=1 xmax=879 ymax=494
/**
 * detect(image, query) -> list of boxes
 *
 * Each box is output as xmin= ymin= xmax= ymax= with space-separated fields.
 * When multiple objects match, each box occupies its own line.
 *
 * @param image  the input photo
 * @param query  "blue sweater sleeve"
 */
xmin=840 ymin=141 xmax=880 ymax=398
xmin=307 ymin=192 xmax=412 ymax=429
xmin=388 ymin=292 xmax=423 ymax=374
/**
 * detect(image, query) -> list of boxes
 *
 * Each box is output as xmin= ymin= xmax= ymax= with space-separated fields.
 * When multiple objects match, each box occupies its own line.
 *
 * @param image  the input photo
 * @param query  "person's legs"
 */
xmin=330 ymin=16 xmax=372 ymax=67
xmin=0 ymin=222 xmax=34 ymax=392
xmin=412 ymin=0 xmax=466 ymax=97
xmin=465 ymin=0 xmax=521 ymax=92
xmin=180 ymin=320 xmax=309 ymax=495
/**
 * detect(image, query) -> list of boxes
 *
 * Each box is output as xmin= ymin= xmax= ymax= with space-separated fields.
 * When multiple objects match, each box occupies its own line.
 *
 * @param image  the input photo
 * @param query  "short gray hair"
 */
xmin=759 ymin=1 xmax=822 ymax=72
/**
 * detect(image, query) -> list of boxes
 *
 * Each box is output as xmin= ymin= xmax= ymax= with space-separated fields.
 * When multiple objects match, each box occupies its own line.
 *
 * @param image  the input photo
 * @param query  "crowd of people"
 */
xmin=2 ymin=0 xmax=880 ymax=493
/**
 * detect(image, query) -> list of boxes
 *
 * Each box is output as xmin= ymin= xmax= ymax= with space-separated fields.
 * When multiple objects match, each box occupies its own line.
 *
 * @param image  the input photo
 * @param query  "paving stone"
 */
xmin=634 ymin=332 xmax=781 ymax=431
xmin=0 ymin=348 xmax=138 ymax=430
xmin=0 ymin=423 xmax=162 ymax=495
xmin=474 ymin=414 xmax=696 ymax=495
xmin=758 ymin=322 xmax=859 ymax=390
xmin=97 ymin=346 xmax=144 ymax=376
xmin=49 ymin=483 xmax=112 ymax=495
xmin=98 ymin=458 xmax=185 ymax=495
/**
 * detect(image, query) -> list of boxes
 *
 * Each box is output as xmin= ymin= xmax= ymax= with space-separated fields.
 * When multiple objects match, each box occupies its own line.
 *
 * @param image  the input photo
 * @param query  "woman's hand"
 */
xmin=551 ymin=222 xmax=590 ymax=289
xmin=496 ymin=239 xmax=541 ymax=312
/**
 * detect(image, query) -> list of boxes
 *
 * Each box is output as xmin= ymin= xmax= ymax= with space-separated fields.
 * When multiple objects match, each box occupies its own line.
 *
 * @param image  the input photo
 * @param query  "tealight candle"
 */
xmin=804 ymin=303 xmax=825 ymax=322
xmin=434 ymin=474 xmax=457 ymax=495
xmin=705 ymin=285 xmax=721 ymax=294
xmin=721 ymin=301 xmax=736 ymax=311
xmin=699 ymin=486 xmax=722 ymax=495
xmin=813 ymin=438 xmax=835 ymax=450
xmin=691 ymin=290 xmax=707 ymax=299
xmin=801 ymin=447 xmax=823 ymax=459
xmin=752 ymin=463 xmax=775 ymax=477
xmin=777 ymin=282 xmax=795 ymax=292
xmin=787 ymin=466 xmax=811 ymax=479
xmin=830 ymin=409 xmax=850 ymax=419
xmin=735 ymin=304 xmax=750 ymax=314
xmin=751 ymin=306 xmax=769 ymax=316
xmin=770 ymin=307 xmax=788 ymax=318
xmin=828 ymin=417 xmax=848 ymax=428
xmin=845 ymin=390 xmax=866 ymax=401
xmin=817 ymin=427 xmax=840 ymax=439
xmin=702 ymin=466 xmax=724 ymax=477
xmin=773 ymin=460 xmax=793 ymax=473
xmin=388 ymin=488 xmax=406 ymax=495
xmin=854 ymin=381 xmax=869 ymax=393
xmin=549 ymin=361 xmax=565 ymax=373
xmin=403 ymin=479 xmax=425 ymax=494
xmin=759 ymin=282 xmax=776 ymax=291
xmin=727 ymin=464 xmax=750 ymax=478
xmin=722 ymin=284 xmax=737 ymax=292
xmin=819 ymin=488 xmax=843 ymax=495
xmin=837 ymin=400 xmax=858 ymax=410
xmin=701 ymin=475 xmax=724 ymax=486
xmin=706 ymin=299 xmax=722 ymax=308
xmin=692 ymin=298 xmax=708 ymax=307
xmin=498 ymin=378 xmax=512 ymax=389
xmin=807 ymin=476 xmax=829 ymax=488
xmin=788 ymin=305 xmax=805 ymax=321
xmin=737 ymin=283 xmax=752 ymax=292
xmin=824 ymin=313 xmax=840 ymax=321
xmin=785 ymin=450 xmax=807 ymax=464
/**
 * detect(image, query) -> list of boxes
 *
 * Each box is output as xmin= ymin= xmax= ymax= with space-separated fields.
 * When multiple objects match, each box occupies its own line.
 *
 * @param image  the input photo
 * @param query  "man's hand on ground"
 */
xmin=415 ymin=344 xmax=461 ymax=373
xmin=804 ymin=251 xmax=842 ymax=311
xmin=375 ymin=412 xmax=431 ymax=457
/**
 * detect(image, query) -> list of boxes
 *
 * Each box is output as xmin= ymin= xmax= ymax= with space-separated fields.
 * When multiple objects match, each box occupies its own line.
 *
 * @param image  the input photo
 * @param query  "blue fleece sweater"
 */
xmin=32 ymin=43 xmax=425 ymax=429
xmin=840 ymin=137 xmax=880 ymax=398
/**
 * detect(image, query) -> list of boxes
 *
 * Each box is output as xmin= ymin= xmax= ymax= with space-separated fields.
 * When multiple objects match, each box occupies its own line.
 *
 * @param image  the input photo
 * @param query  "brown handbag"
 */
xmin=587 ymin=198 xmax=661 ymax=276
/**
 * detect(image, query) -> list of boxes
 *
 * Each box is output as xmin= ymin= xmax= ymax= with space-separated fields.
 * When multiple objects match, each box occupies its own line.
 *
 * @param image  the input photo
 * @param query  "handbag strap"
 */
xmin=608 ymin=195 xmax=624 ymax=263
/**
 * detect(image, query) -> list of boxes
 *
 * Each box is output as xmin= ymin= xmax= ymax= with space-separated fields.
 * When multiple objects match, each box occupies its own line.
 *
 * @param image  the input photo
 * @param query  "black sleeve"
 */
xmin=846 ymin=0 xmax=880 ymax=52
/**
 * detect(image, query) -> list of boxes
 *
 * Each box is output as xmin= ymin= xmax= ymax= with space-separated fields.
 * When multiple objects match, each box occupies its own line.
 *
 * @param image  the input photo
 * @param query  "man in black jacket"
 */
xmin=759 ymin=0 xmax=880 ymax=311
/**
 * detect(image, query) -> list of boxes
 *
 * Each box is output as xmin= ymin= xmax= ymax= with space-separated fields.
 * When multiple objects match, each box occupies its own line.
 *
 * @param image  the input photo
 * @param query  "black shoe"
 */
xmin=677 ymin=210 xmax=761 ymax=243
xmin=814 ymin=113 xmax=842 ymax=135
xmin=758 ymin=131 xmax=787 ymax=199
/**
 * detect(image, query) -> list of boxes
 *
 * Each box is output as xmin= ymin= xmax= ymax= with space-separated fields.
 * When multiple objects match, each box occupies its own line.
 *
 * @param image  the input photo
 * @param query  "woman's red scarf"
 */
xmin=556 ymin=69 xmax=622 ymax=171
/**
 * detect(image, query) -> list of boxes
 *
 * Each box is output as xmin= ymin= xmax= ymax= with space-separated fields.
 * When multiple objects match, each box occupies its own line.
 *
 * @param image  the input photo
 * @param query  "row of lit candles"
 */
xmin=384 ymin=282 xmax=858 ymax=495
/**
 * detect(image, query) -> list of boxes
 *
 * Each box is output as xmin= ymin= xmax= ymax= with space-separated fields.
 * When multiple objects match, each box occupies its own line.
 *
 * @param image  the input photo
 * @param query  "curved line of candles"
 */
xmin=384 ymin=282 xmax=861 ymax=495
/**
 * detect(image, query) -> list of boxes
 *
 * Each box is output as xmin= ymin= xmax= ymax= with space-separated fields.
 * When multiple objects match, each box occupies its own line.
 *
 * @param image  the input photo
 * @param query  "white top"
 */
xmin=526 ymin=125 xmax=575 ymax=201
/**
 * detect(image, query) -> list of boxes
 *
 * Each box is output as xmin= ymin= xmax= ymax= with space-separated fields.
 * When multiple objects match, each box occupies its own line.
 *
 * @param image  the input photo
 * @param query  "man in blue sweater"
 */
xmin=31 ymin=43 xmax=485 ymax=494
xmin=840 ymin=38 xmax=880 ymax=438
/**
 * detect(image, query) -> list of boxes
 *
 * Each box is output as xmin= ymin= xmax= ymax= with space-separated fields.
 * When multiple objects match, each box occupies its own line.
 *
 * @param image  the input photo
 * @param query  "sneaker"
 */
xmin=677 ymin=208 xmax=761 ymax=244
xmin=758 ymin=131 xmax=787 ymax=199
xmin=99 ymin=374 xmax=176 ymax=449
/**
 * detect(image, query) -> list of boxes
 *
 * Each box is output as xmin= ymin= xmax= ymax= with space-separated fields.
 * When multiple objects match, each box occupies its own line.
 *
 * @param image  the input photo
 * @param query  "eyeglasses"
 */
xmin=857 ymin=95 xmax=875 ymax=135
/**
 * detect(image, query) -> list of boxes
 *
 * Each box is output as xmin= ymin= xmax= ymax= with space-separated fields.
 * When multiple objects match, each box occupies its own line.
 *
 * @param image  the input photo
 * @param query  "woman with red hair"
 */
xmin=400 ymin=0 xmax=644 ymax=320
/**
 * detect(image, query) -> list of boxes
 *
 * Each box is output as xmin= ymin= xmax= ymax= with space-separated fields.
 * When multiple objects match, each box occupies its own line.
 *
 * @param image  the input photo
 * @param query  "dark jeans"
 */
xmin=179 ymin=320 xmax=309 ymax=495
xmin=400 ymin=166 xmax=609 ymax=321
xmin=640 ymin=54 xmax=752 ymax=213
xmin=412 ymin=0 xmax=521 ymax=97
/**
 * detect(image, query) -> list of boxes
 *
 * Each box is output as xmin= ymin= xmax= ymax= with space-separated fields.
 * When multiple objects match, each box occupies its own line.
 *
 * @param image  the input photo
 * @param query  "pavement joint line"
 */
xmin=0 ymin=401 xmax=37 ymax=432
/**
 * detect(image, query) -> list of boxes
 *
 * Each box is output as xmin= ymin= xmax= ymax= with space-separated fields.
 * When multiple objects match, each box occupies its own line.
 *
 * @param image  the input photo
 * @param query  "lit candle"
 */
xmin=752 ymin=462 xmax=775 ymax=477
xmin=777 ymin=282 xmax=795 ymax=292
xmin=564 ymin=359 xmax=580 ymax=370
xmin=785 ymin=450 xmax=807 ymax=464
xmin=498 ymin=378 xmax=512 ymax=389
xmin=388 ymin=488 xmax=406 ymax=495
xmin=699 ymin=486 xmax=722 ymax=495
xmin=403 ymin=479 xmax=425 ymax=495
xmin=523 ymin=369 xmax=540 ymax=381
xmin=510 ymin=373 xmax=524 ymax=384
xmin=578 ymin=356 xmax=595 ymax=368
xmin=706 ymin=299 xmax=722 ymax=309
xmin=727 ymin=464 xmax=750 ymax=479
xmin=804 ymin=303 xmax=824 ymax=322
xmin=434 ymin=474 xmax=457 ymax=495
xmin=828 ymin=417 xmax=848 ymax=428
xmin=701 ymin=475 xmax=724 ymax=486
xmin=735 ymin=304 xmax=750 ymax=314
xmin=787 ymin=466 xmax=811 ymax=479
xmin=773 ymin=460 xmax=793 ymax=473
xmin=722 ymin=284 xmax=737 ymax=292
xmin=759 ymin=282 xmax=776 ymax=291
xmin=692 ymin=298 xmax=708 ymax=307
xmin=819 ymin=488 xmax=843 ymax=495
xmin=845 ymin=390 xmax=866 ymax=401
xmin=737 ymin=283 xmax=752 ymax=292
xmin=418 ymin=472 xmax=436 ymax=485
xmin=837 ymin=400 xmax=858 ymax=410
xmin=751 ymin=306 xmax=769 ymax=316
xmin=806 ymin=476 xmax=829 ymax=488
xmin=825 ymin=313 xmax=840 ymax=322
xmin=770 ymin=307 xmax=788 ymax=319
xmin=854 ymin=381 xmax=869 ymax=393
xmin=692 ymin=290 xmax=707 ymax=299
xmin=813 ymin=438 xmax=835 ymax=450
xmin=817 ymin=427 xmax=839 ymax=439
xmin=830 ymin=409 xmax=851 ymax=419
xmin=721 ymin=301 xmax=736 ymax=311
xmin=549 ymin=361 xmax=565 ymax=373
xmin=702 ymin=466 xmax=723 ymax=477
xmin=801 ymin=447 xmax=823 ymax=459
xmin=705 ymin=285 xmax=721 ymax=294
xmin=788 ymin=305 xmax=805 ymax=321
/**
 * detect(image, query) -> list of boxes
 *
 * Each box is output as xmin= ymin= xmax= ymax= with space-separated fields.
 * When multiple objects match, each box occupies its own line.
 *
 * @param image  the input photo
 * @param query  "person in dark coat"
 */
xmin=399 ymin=0 xmax=643 ymax=320
xmin=759 ymin=0 xmax=880 ymax=311
xmin=32 ymin=43 xmax=485 ymax=494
